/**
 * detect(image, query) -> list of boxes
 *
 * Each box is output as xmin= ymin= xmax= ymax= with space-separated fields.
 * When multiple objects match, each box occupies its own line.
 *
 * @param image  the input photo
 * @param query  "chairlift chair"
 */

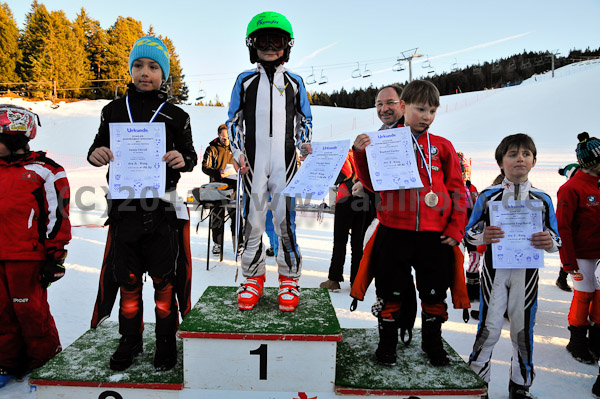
xmin=520 ymin=59 xmax=532 ymax=69
xmin=306 ymin=67 xmax=317 ymax=85
xmin=195 ymin=88 xmax=206 ymax=101
xmin=318 ymin=70 xmax=328 ymax=85
xmin=362 ymin=64 xmax=372 ymax=78
xmin=492 ymin=63 xmax=502 ymax=74
xmin=472 ymin=65 xmax=482 ymax=75
xmin=507 ymin=60 xmax=516 ymax=72
xmin=534 ymin=57 xmax=544 ymax=67
xmin=392 ymin=62 xmax=405 ymax=72
xmin=351 ymin=62 xmax=362 ymax=78
xmin=422 ymin=59 xmax=432 ymax=69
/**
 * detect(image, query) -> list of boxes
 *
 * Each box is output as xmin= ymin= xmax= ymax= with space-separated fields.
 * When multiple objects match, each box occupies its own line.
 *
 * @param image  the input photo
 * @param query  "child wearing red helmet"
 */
xmin=0 ymin=104 xmax=71 ymax=387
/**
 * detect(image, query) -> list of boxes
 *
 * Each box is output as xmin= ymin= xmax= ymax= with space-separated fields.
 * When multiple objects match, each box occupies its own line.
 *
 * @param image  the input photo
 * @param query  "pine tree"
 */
xmin=159 ymin=35 xmax=188 ymax=103
xmin=0 ymin=2 xmax=20 ymax=91
xmin=18 ymin=0 xmax=52 ymax=97
xmin=47 ymin=10 xmax=87 ymax=98
xmin=75 ymin=8 xmax=106 ymax=99
xmin=104 ymin=16 xmax=144 ymax=98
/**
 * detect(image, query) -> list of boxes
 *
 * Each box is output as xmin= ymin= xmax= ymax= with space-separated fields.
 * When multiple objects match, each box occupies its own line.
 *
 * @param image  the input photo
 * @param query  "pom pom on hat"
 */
xmin=575 ymin=132 xmax=600 ymax=169
xmin=128 ymin=36 xmax=170 ymax=81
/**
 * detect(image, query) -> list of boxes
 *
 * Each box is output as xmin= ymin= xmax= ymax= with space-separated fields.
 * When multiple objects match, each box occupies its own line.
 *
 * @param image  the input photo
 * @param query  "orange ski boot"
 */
xmin=278 ymin=275 xmax=300 ymax=312
xmin=237 ymin=275 xmax=265 ymax=310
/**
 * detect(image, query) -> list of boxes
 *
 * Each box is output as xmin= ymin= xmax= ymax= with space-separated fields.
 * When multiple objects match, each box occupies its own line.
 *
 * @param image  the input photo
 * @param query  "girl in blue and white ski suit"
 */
xmin=227 ymin=62 xmax=312 ymax=280
xmin=465 ymin=177 xmax=560 ymax=388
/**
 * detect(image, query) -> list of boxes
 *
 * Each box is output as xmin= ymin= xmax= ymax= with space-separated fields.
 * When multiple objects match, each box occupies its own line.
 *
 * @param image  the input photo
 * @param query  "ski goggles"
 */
xmin=251 ymin=32 xmax=289 ymax=51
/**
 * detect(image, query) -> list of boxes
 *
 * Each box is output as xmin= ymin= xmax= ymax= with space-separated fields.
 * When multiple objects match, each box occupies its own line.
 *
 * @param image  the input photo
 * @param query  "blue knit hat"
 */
xmin=576 ymin=132 xmax=600 ymax=169
xmin=128 ymin=36 xmax=170 ymax=81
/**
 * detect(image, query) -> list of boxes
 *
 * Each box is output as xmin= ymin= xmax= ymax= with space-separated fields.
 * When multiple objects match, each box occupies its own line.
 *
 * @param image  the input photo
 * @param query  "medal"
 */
xmin=424 ymin=190 xmax=439 ymax=207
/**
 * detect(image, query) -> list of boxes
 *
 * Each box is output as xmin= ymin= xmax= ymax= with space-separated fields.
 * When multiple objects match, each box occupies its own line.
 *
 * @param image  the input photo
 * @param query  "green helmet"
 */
xmin=246 ymin=11 xmax=293 ymax=39
xmin=246 ymin=11 xmax=294 ymax=64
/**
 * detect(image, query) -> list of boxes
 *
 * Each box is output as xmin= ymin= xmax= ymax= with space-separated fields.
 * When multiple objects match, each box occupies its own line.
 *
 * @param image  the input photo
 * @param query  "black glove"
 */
xmin=41 ymin=249 xmax=67 ymax=287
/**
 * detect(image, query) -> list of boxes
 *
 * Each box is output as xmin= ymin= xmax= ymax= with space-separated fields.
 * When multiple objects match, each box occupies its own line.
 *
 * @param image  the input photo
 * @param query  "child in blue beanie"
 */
xmin=87 ymin=35 xmax=197 ymax=372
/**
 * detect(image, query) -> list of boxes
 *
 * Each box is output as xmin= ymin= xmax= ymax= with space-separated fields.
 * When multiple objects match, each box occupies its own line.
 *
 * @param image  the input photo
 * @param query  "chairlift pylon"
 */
xmin=306 ymin=66 xmax=317 ymax=85
xmin=362 ymin=64 xmax=372 ymax=78
xmin=318 ymin=69 xmax=328 ymax=85
xmin=351 ymin=62 xmax=362 ymax=78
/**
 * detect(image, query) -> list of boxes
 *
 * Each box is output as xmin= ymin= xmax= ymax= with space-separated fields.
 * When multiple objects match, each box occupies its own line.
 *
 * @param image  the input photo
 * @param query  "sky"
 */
xmin=2 ymin=62 xmax=600 ymax=398
xmin=5 ymin=0 xmax=600 ymax=104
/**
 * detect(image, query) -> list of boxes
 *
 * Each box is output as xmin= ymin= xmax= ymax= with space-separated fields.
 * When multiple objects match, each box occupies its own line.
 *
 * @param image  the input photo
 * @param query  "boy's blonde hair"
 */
xmin=400 ymin=80 xmax=440 ymax=107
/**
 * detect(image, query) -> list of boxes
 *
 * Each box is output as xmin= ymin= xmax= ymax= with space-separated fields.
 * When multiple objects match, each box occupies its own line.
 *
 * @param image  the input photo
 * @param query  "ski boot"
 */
xmin=154 ymin=335 xmax=177 ymax=371
xmin=237 ymin=275 xmax=265 ymax=310
xmin=319 ymin=279 xmax=341 ymax=291
xmin=278 ymin=275 xmax=300 ymax=311
xmin=567 ymin=325 xmax=595 ymax=364
xmin=375 ymin=318 xmax=398 ymax=366
xmin=421 ymin=312 xmax=450 ymax=367
xmin=110 ymin=334 xmax=143 ymax=371
xmin=508 ymin=380 xmax=534 ymax=399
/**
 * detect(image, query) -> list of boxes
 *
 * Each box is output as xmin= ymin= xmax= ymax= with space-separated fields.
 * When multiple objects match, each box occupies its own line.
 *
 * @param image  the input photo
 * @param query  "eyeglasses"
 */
xmin=375 ymin=100 xmax=401 ymax=109
xmin=252 ymin=33 xmax=288 ymax=51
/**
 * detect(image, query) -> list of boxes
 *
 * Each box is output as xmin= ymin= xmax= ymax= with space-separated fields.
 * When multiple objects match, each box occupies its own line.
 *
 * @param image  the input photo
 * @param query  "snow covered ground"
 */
xmin=1 ymin=60 xmax=600 ymax=398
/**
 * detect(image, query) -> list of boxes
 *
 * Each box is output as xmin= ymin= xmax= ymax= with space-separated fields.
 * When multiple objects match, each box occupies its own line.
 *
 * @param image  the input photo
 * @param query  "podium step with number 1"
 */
xmin=177 ymin=285 xmax=342 ymax=392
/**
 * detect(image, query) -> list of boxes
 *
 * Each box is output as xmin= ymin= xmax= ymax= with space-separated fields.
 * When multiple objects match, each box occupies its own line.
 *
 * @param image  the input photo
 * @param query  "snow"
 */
xmin=2 ymin=60 xmax=600 ymax=398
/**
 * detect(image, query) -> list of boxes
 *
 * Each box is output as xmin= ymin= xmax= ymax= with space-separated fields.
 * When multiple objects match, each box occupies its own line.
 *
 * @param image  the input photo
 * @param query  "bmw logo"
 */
xmin=588 ymin=195 xmax=596 ymax=203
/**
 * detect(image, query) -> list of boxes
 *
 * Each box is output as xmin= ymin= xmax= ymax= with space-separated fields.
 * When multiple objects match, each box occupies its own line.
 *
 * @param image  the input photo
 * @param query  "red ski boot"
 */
xmin=237 ymin=275 xmax=265 ymax=310
xmin=278 ymin=275 xmax=300 ymax=312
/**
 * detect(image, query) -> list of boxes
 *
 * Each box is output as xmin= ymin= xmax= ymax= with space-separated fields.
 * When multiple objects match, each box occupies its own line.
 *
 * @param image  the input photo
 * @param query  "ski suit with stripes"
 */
xmin=227 ymin=63 xmax=312 ymax=278
xmin=465 ymin=178 xmax=560 ymax=387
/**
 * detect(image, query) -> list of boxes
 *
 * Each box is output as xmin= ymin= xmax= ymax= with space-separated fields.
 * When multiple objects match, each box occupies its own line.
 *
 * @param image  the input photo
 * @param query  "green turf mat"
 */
xmin=179 ymin=286 xmax=341 ymax=336
xmin=31 ymin=322 xmax=183 ymax=385
xmin=336 ymin=328 xmax=486 ymax=391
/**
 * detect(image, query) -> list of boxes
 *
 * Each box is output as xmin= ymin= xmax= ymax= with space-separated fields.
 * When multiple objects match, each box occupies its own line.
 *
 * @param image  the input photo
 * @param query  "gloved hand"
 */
xmin=41 ymin=249 xmax=67 ymax=287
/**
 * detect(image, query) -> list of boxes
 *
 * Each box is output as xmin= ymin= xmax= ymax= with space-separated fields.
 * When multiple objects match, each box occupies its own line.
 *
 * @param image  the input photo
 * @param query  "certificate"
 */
xmin=281 ymin=140 xmax=350 ymax=201
xmin=364 ymin=127 xmax=423 ymax=191
xmin=108 ymin=122 xmax=166 ymax=199
xmin=488 ymin=199 xmax=544 ymax=269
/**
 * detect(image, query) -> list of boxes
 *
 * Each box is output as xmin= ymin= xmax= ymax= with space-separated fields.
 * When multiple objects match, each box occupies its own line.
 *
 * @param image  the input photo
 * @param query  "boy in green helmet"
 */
xmin=227 ymin=11 xmax=313 ymax=312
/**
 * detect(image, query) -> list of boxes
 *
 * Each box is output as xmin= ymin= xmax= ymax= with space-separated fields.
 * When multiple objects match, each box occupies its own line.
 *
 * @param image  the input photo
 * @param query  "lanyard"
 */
xmin=126 ymin=95 xmax=166 ymax=123
xmin=411 ymin=131 xmax=433 ymax=189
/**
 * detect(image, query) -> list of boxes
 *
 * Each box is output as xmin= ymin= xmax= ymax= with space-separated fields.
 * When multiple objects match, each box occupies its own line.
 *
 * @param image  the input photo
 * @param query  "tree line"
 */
xmin=0 ymin=1 xmax=188 ymax=103
xmin=309 ymin=48 xmax=600 ymax=109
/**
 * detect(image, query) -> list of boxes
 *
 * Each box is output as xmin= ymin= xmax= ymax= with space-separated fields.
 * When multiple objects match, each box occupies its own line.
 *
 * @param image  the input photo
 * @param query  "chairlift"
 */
xmin=306 ymin=67 xmax=317 ymax=85
xmin=392 ymin=61 xmax=405 ymax=72
xmin=195 ymin=82 xmax=206 ymax=101
xmin=492 ymin=63 xmax=502 ymax=74
xmin=520 ymin=59 xmax=532 ymax=69
xmin=451 ymin=58 xmax=459 ymax=72
xmin=422 ymin=59 xmax=432 ymax=69
xmin=507 ymin=60 xmax=516 ymax=72
xmin=318 ymin=69 xmax=328 ymax=85
xmin=351 ymin=62 xmax=362 ymax=78
xmin=472 ymin=65 xmax=482 ymax=75
xmin=362 ymin=64 xmax=372 ymax=78
xmin=534 ymin=57 xmax=545 ymax=67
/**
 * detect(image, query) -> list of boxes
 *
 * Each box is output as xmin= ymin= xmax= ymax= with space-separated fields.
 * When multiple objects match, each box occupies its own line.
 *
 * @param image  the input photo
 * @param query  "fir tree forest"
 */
xmin=0 ymin=1 xmax=188 ymax=103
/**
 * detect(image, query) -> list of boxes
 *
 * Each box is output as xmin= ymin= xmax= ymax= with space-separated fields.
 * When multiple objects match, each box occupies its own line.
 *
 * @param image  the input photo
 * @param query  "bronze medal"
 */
xmin=424 ymin=190 xmax=439 ymax=207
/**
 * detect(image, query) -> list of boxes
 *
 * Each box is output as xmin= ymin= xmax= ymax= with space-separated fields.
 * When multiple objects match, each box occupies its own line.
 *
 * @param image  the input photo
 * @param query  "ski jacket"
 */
xmin=354 ymin=130 xmax=466 ymax=243
xmin=0 ymin=151 xmax=71 ymax=260
xmin=226 ymin=63 xmax=312 ymax=171
xmin=88 ymin=83 xmax=197 ymax=194
xmin=465 ymin=178 xmax=561 ymax=268
xmin=334 ymin=151 xmax=357 ymax=202
xmin=201 ymin=137 xmax=234 ymax=184
xmin=556 ymin=170 xmax=600 ymax=271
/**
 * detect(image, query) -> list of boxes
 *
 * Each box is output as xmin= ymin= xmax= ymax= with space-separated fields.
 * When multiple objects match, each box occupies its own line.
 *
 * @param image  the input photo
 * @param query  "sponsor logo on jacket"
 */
xmin=13 ymin=297 xmax=29 ymax=303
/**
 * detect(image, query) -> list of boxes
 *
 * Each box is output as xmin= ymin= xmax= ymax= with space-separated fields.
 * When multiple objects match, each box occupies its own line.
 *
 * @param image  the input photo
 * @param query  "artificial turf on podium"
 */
xmin=178 ymin=286 xmax=342 ymax=337
xmin=30 ymin=322 xmax=183 ymax=389
xmin=335 ymin=328 xmax=486 ymax=394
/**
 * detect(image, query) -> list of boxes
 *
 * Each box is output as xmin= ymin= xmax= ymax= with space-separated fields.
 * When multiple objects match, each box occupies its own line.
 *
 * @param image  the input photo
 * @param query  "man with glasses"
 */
xmin=376 ymin=84 xmax=404 ymax=129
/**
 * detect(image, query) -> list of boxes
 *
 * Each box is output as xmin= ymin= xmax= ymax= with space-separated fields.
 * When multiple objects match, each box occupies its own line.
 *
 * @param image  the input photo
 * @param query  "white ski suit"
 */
xmin=227 ymin=63 xmax=312 ymax=278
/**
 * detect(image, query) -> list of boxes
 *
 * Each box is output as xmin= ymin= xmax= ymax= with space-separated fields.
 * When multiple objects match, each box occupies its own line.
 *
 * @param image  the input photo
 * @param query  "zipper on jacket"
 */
xmin=269 ymin=79 xmax=274 ymax=137
xmin=415 ymin=187 xmax=420 ymax=231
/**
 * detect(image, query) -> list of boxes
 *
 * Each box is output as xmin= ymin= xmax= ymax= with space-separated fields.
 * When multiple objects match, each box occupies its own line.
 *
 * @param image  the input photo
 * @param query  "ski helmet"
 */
xmin=246 ymin=11 xmax=294 ymax=64
xmin=0 ymin=104 xmax=40 ymax=153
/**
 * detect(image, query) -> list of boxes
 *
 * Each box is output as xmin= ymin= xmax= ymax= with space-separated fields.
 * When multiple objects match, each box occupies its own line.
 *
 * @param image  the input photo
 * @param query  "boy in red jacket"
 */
xmin=0 ymin=105 xmax=71 ymax=386
xmin=353 ymin=80 xmax=466 ymax=367
xmin=557 ymin=133 xmax=600 ymax=385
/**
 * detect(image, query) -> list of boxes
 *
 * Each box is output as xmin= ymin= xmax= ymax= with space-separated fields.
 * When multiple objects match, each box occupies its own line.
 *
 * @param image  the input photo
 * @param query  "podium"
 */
xmin=178 ymin=286 xmax=342 ymax=393
xmin=30 ymin=286 xmax=486 ymax=398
